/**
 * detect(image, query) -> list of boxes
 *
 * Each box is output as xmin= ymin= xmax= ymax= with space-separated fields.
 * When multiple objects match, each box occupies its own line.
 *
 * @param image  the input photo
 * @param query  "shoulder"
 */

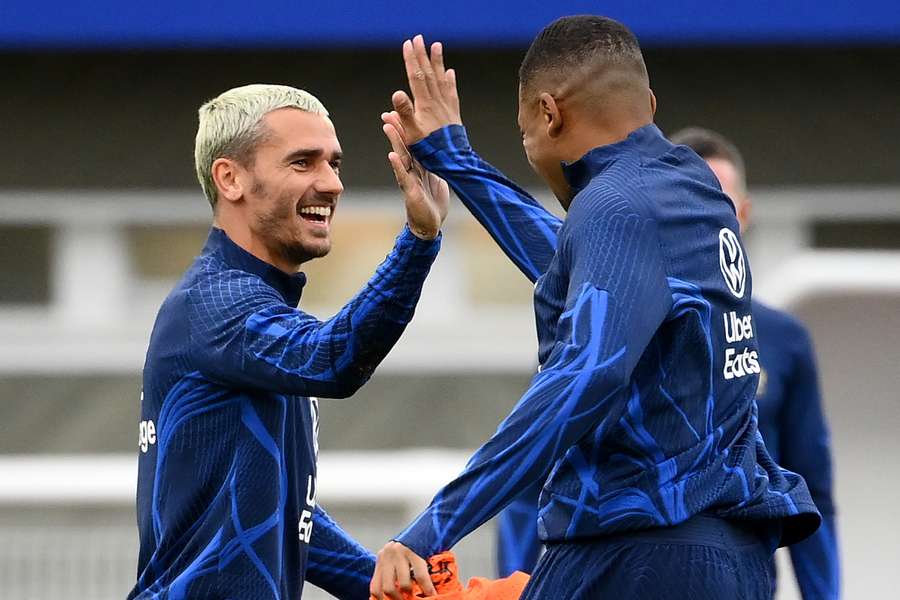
xmin=564 ymin=179 xmax=661 ymax=250
xmin=185 ymin=254 xmax=281 ymax=317
xmin=567 ymin=176 xmax=655 ymax=226
xmin=662 ymin=143 xmax=723 ymax=190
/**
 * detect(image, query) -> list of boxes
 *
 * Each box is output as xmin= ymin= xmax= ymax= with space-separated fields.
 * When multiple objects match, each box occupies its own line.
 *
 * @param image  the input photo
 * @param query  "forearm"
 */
xmin=307 ymin=506 xmax=376 ymax=600
xmin=206 ymin=226 xmax=440 ymax=398
xmin=325 ymin=225 xmax=441 ymax=387
xmin=779 ymin=333 xmax=838 ymax=597
xmin=790 ymin=512 xmax=840 ymax=599
xmin=395 ymin=304 xmax=631 ymax=555
xmin=497 ymin=481 xmax=543 ymax=576
xmin=410 ymin=125 xmax=560 ymax=282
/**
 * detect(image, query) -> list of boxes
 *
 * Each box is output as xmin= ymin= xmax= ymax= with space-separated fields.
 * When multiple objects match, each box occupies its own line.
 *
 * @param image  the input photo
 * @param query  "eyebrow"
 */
xmin=284 ymin=148 xmax=343 ymax=163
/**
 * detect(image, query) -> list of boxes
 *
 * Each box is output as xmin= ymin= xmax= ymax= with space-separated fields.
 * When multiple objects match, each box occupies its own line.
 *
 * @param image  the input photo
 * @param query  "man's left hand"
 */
xmin=386 ymin=35 xmax=462 ymax=145
xmin=370 ymin=540 xmax=437 ymax=600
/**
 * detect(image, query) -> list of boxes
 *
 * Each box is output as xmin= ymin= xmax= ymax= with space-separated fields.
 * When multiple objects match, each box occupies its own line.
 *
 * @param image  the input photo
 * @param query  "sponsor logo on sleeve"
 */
xmin=299 ymin=397 xmax=320 ymax=545
xmin=138 ymin=419 xmax=156 ymax=453
xmin=138 ymin=391 xmax=157 ymax=453
xmin=722 ymin=310 xmax=761 ymax=380
xmin=719 ymin=228 xmax=746 ymax=298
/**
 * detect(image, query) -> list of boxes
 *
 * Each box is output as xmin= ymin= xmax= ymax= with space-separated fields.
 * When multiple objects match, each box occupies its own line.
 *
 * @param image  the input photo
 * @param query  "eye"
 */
xmin=329 ymin=160 xmax=342 ymax=174
xmin=292 ymin=159 xmax=310 ymax=169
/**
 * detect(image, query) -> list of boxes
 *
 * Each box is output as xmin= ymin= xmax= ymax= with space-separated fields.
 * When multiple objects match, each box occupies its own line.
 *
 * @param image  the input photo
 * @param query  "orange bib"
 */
xmin=371 ymin=552 xmax=529 ymax=600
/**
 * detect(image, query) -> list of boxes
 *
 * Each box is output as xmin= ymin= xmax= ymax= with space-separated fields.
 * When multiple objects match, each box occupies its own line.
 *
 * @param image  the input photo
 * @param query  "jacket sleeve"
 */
xmin=410 ymin=125 xmax=562 ymax=282
xmin=394 ymin=191 xmax=672 ymax=556
xmin=188 ymin=227 xmax=440 ymax=399
xmin=779 ymin=327 xmax=841 ymax=599
xmin=496 ymin=480 xmax=543 ymax=577
xmin=306 ymin=505 xmax=375 ymax=600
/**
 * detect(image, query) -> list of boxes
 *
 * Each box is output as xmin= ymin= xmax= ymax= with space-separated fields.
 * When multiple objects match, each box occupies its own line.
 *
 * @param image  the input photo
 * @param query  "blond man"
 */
xmin=129 ymin=84 xmax=447 ymax=600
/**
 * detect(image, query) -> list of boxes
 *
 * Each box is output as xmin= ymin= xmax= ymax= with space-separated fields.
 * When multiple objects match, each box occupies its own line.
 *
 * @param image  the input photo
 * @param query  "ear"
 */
xmin=738 ymin=193 xmax=753 ymax=231
xmin=649 ymin=89 xmax=657 ymax=117
xmin=538 ymin=92 xmax=564 ymax=138
xmin=211 ymin=158 xmax=245 ymax=204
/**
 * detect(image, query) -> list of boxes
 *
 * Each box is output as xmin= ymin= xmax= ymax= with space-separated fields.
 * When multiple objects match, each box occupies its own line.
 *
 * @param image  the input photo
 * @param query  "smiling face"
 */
xmin=241 ymin=108 xmax=344 ymax=268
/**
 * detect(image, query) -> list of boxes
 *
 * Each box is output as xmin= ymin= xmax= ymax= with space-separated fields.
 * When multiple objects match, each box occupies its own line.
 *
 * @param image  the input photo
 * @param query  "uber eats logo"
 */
xmin=723 ymin=311 xmax=760 ymax=380
xmin=718 ymin=228 xmax=758 ymax=380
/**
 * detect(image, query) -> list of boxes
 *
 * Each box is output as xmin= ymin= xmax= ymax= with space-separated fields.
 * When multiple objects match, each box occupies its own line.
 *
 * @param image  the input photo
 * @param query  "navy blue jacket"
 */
xmin=130 ymin=226 xmax=439 ymax=600
xmin=755 ymin=302 xmax=840 ymax=598
xmin=395 ymin=124 xmax=819 ymax=559
xmin=498 ymin=303 xmax=840 ymax=599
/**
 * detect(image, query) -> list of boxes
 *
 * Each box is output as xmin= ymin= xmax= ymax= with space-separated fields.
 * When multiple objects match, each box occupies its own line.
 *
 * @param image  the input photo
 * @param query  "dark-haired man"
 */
xmin=370 ymin=18 xmax=820 ymax=600
xmin=670 ymin=127 xmax=840 ymax=599
xmin=494 ymin=127 xmax=842 ymax=599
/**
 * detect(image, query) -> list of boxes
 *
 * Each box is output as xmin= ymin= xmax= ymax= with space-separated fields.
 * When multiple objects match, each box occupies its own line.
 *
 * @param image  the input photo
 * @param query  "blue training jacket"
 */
xmin=754 ymin=302 xmax=840 ymax=598
xmin=130 ymin=226 xmax=439 ymax=600
xmin=394 ymin=124 xmax=820 ymax=559
xmin=498 ymin=303 xmax=840 ymax=599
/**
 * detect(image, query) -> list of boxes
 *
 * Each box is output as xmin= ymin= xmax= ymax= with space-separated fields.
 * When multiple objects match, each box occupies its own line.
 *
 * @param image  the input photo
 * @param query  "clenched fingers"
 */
xmin=410 ymin=554 xmax=437 ymax=596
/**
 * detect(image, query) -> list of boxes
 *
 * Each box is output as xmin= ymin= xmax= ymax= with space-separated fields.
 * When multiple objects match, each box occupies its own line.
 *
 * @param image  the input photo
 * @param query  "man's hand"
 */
xmin=370 ymin=541 xmax=437 ymax=600
xmin=386 ymin=35 xmax=462 ymax=145
xmin=382 ymin=119 xmax=449 ymax=240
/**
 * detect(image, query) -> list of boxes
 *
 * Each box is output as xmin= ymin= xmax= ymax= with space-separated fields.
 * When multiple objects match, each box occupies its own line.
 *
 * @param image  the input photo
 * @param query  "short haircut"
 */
xmin=519 ymin=15 xmax=647 ymax=94
xmin=194 ymin=84 xmax=328 ymax=210
xmin=670 ymin=127 xmax=747 ymax=191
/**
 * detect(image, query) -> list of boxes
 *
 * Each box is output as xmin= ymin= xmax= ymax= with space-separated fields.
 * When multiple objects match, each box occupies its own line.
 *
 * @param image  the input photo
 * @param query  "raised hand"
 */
xmin=382 ymin=119 xmax=449 ymax=240
xmin=388 ymin=35 xmax=463 ymax=144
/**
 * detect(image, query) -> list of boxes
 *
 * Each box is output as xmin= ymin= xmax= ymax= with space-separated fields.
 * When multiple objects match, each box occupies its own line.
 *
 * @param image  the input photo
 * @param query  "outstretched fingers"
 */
xmin=381 ymin=110 xmax=407 ymax=141
xmin=383 ymin=124 xmax=415 ymax=190
xmin=390 ymin=90 xmax=421 ymax=136
xmin=402 ymin=38 xmax=430 ymax=102
xmin=412 ymin=34 xmax=442 ymax=101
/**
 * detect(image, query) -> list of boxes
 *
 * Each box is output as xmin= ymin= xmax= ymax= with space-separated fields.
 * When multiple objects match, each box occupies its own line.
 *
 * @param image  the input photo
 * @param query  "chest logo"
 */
xmin=718 ymin=228 xmax=746 ymax=298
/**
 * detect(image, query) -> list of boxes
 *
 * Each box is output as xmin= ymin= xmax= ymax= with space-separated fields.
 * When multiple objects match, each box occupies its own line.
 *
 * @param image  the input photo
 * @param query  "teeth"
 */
xmin=299 ymin=206 xmax=332 ymax=217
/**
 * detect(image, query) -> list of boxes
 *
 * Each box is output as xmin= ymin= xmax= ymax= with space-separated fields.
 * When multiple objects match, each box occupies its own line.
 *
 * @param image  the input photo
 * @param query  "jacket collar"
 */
xmin=202 ymin=227 xmax=307 ymax=306
xmin=562 ymin=123 xmax=670 ymax=194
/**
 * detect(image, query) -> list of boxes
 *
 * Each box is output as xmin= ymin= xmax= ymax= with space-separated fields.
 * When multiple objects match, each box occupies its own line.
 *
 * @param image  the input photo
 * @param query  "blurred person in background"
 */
xmin=670 ymin=127 xmax=840 ymax=599
xmin=129 ymin=84 xmax=447 ymax=600
xmin=371 ymin=16 xmax=819 ymax=600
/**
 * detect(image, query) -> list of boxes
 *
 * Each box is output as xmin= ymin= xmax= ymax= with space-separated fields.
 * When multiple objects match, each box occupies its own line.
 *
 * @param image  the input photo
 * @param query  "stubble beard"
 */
xmin=253 ymin=180 xmax=331 ymax=270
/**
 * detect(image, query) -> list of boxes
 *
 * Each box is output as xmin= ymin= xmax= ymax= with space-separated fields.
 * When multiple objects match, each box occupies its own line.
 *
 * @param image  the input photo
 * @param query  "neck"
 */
xmin=561 ymin=113 xmax=653 ymax=164
xmin=213 ymin=211 xmax=298 ymax=274
xmin=551 ymin=113 xmax=653 ymax=211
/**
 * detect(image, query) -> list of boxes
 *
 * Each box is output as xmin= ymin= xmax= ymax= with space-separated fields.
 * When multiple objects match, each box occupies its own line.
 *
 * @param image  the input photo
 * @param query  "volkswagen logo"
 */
xmin=719 ymin=228 xmax=746 ymax=298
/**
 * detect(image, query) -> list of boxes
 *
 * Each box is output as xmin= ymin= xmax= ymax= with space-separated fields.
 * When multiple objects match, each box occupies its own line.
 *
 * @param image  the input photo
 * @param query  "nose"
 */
xmin=316 ymin=162 xmax=344 ymax=197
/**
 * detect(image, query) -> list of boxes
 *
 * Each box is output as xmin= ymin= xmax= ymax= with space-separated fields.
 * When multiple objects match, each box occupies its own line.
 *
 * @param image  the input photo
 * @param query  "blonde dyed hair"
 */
xmin=194 ymin=84 xmax=329 ymax=209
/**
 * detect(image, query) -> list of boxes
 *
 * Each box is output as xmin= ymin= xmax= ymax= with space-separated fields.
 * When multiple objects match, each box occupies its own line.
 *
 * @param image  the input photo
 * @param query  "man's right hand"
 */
xmin=385 ymin=35 xmax=462 ymax=145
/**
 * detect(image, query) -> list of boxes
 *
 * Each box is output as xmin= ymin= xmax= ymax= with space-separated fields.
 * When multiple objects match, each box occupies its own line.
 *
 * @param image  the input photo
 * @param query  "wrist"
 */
xmin=409 ymin=124 xmax=470 ymax=162
xmin=391 ymin=535 xmax=430 ymax=560
xmin=408 ymin=226 xmax=440 ymax=241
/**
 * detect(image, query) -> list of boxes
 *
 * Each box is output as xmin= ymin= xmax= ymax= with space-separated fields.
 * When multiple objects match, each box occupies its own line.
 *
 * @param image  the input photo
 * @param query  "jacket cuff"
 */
xmin=409 ymin=125 xmax=471 ymax=162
